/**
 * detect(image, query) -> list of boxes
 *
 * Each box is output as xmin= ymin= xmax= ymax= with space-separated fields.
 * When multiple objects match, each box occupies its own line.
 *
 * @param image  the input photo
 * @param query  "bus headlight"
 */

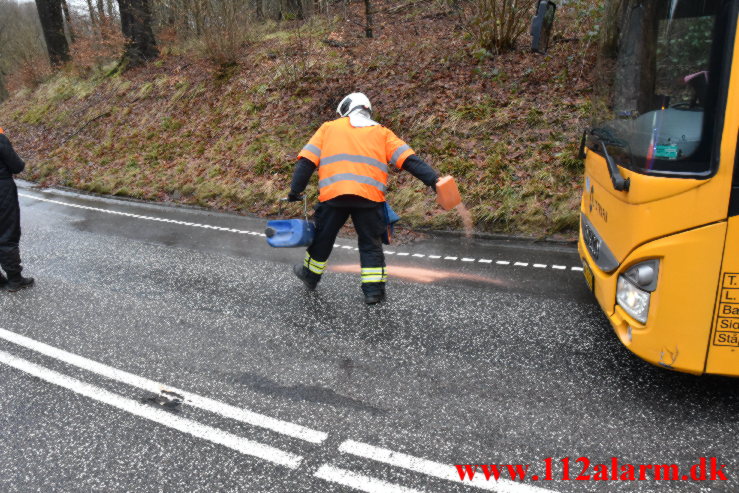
xmin=617 ymin=276 xmax=650 ymax=323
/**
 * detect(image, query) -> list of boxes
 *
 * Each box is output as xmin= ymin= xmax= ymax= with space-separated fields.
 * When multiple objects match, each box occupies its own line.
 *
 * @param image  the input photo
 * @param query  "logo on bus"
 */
xmin=588 ymin=185 xmax=608 ymax=223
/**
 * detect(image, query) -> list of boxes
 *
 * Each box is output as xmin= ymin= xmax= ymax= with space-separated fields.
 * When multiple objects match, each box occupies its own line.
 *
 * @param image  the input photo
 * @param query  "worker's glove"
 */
xmin=287 ymin=192 xmax=304 ymax=202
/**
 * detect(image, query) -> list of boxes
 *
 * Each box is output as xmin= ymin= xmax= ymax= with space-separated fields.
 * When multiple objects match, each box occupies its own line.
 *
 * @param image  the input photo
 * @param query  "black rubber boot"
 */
xmin=363 ymin=284 xmax=386 ymax=305
xmin=293 ymin=264 xmax=319 ymax=291
xmin=7 ymin=274 xmax=34 ymax=292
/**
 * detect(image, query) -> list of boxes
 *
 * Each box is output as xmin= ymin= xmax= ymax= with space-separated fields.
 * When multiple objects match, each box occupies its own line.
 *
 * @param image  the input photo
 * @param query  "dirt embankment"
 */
xmin=0 ymin=1 xmax=598 ymax=239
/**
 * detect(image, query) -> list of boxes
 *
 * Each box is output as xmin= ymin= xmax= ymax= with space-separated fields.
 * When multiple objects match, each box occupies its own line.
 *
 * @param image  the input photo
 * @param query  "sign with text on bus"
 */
xmin=713 ymin=273 xmax=739 ymax=347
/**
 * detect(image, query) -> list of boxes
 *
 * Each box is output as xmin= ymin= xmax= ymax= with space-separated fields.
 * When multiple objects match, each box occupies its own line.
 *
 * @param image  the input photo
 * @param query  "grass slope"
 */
xmin=0 ymin=1 xmax=598 ymax=239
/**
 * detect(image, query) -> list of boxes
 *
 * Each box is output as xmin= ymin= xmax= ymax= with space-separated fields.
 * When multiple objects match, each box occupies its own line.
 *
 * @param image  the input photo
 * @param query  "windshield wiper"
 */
xmin=599 ymin=141 xmax=630 ymax=192
xmin=585 ymin=127 xmax=631 ymax=192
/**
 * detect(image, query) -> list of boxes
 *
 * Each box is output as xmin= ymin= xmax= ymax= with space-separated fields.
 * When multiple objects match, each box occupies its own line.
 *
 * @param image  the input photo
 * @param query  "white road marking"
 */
xmin=496 ymin=261 xmax=510 ymax=265
xmin=314 ymin=465 xmax=422 ymax=493
xmin=479 ymin=259 xmax=492 ymax=264
xmin=0 ymin=350 xmax=303 ymax=469
xmin=0 ymin=328 xmax=327 ymax=444
xmin=571 ymin=267 xmax=583 ymax=272
xmin=339 ymin=440 xmax=554 ymax=493
xmin=19 ymin=192 xmax=581 ymax=273
xmin=552 ymin=265 xmax=566 ymax=270
xmin=533 ymin=264 xmax=547 ymax=269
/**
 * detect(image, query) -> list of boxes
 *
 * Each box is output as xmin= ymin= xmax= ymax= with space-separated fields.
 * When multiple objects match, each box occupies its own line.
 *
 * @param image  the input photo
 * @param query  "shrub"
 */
xmin=465 ymin=0 xmax=532 ymax=54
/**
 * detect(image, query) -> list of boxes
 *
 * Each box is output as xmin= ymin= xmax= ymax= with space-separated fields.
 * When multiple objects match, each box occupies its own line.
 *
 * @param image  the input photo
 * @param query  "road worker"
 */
xmin=288 ymin=93 xmax=438 ymax=304
xmin=0 ymin=127 xmax=34 ymax=292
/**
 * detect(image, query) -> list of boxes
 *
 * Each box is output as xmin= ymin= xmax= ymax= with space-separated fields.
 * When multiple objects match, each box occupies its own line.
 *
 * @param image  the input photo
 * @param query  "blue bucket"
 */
xmin=265 ymin=219 xmax=315 ymax=248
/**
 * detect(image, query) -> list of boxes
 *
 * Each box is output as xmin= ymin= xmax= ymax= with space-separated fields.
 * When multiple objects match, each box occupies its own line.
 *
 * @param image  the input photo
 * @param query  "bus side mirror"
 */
xmin=531 ymin=0 xmax=557 ymax=54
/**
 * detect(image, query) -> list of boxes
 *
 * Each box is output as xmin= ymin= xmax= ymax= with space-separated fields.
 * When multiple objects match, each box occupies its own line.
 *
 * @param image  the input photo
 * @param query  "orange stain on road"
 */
xmin=330 ymin=264 xmax=503 ymax=285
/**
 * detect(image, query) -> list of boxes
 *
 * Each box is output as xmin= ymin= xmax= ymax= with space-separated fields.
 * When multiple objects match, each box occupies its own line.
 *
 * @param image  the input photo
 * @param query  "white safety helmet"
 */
xmin=336 ymin=92 xmax=372 ymax=117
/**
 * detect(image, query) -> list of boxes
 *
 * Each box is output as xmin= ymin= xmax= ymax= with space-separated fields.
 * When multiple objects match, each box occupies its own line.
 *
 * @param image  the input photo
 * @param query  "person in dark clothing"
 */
xmin=0 ymin=128 xmax=34 ymax=292
xmin=289 ymin=93 xmax=438 ymax=304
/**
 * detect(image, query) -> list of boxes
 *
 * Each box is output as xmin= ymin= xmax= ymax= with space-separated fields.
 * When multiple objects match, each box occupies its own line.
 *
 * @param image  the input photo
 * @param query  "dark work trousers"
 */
xmin=0 ymin=179 xmax=22 ymax=277
xmin=306 ymin=202 xmax=386 ymax=294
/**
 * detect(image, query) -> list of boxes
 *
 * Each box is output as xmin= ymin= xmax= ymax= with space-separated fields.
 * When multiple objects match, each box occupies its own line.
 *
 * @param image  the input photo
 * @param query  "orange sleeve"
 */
xmin=385 ymin=129 xmax=415 ymax=169
xmin=297 ymin=124 xmax=325 ymax=166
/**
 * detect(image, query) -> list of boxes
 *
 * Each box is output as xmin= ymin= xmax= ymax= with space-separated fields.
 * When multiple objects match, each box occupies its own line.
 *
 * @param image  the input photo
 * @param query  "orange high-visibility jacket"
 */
xmin=297 ymin=117 xmax=415 ymax=202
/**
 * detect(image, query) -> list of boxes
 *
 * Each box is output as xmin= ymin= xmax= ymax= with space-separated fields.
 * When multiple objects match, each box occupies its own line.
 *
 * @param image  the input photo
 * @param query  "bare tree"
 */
xmin=117 ymin=0 xmax=158 ymax=67
xmin=363 ymin=0 xmax=373 ymax=38
xmin=61 ymin=0 xmax=75 ymax=42
xmin=35 ymin=0 xmax=71 ymax=66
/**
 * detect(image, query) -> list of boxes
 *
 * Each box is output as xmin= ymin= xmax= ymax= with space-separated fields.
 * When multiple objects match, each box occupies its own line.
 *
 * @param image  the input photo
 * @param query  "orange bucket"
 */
xmin=436 ymin=175 xmax=462 ymax=211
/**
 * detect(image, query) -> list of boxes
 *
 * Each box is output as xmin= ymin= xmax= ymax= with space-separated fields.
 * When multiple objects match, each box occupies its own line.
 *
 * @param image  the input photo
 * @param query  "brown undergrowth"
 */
xmin=0 ymin=0 xmax=600 ymax=239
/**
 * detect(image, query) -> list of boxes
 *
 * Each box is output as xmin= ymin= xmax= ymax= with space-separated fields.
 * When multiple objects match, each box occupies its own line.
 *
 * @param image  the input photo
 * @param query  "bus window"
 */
xmin=587 ymin=0 xmax=729 ymax=177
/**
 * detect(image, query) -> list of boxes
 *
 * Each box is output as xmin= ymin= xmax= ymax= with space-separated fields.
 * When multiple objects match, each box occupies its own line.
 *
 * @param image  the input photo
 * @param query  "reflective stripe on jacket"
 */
xmin=297 ymin=117 xmax=415 ymax=202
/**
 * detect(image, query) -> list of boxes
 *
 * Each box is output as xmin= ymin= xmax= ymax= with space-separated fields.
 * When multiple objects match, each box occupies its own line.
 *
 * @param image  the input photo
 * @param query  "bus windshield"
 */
xmin=587 ymin=0 xmax=727 ymax=177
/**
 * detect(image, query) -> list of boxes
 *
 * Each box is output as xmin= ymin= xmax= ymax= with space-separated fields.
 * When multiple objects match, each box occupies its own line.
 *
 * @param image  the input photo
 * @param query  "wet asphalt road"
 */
xmin=1 ymin=182 xmax=738 ymax=493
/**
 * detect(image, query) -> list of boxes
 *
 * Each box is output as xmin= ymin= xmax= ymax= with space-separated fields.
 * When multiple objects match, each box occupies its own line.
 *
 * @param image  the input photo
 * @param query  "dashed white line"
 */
xmin=0 ymin=350 xmax=303 ymax=469
xmin=20 ymin=192 xmax=581 ymax=273
xmin=479 ymin=259 xmax=492 ymax=264
xmin=0 ymin=328 xmax=328 ymax=444
xmin=314 ymin=465 xmax=422 ymax=493
xmin=339 ymin=440 xmax=554 ymax=492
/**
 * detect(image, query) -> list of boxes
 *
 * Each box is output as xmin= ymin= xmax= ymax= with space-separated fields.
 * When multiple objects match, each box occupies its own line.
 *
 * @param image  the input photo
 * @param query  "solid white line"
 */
xmin=0 ymin=328 xmax=327 ymax=444
xmin=0 ymin=350 xmax=302 ymax=469
xmin=314 ymin=465 xmax=422 ymax=493
xmin=339 ymin=440 xmax=554 ymax=493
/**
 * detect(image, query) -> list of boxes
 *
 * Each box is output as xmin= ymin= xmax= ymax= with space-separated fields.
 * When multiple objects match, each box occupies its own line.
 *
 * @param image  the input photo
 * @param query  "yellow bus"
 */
xmin=573 ymin=0 xmax=739 ymax=375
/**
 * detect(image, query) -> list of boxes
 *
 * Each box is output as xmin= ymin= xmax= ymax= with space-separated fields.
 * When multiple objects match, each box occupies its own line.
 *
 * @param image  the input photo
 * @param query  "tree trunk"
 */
xmin=613 ymin=0 xmax=658 ymax=115
xmin=35 ymin=0 xmax=71 ymax=66
xmin=0 ymin=72 xmax=9 ymax=103
xmin=117 ymin=0 xmax=159 ymax=68
xmin=97 ymin=0 xmax=107 ymax=22
xmin=254 ymin=0 xmax=264 ymax=21
xmin=363 ymin=0 xmax=373 ymax=38
xmin=106 ymin=0 xmax=116 ymax=19
xmin=85 ymin=0 xmax=98 ymax=26
xmin=61 ymin=0 xmax=75 ymax=43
